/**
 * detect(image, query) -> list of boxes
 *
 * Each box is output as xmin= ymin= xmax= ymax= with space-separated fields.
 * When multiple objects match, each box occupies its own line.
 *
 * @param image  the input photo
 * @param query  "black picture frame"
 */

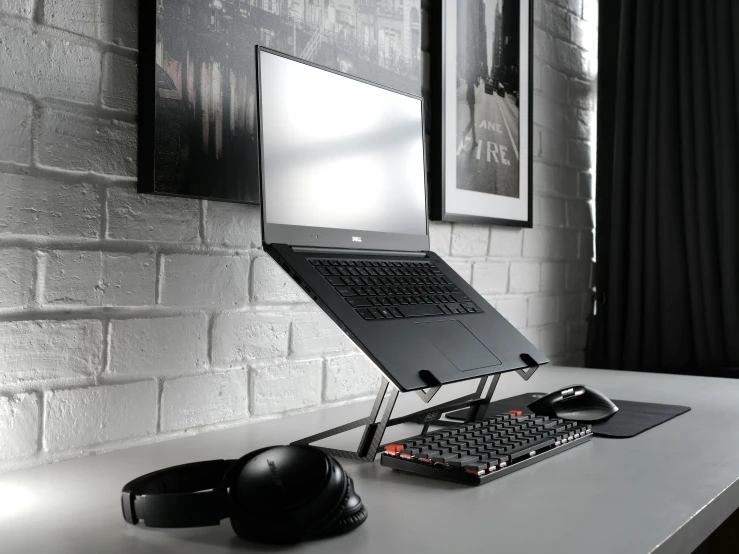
xmin=429 ymin=0 xmax=534 ymax=227
xmin=138 ymin=1 xmax=424 ymax=206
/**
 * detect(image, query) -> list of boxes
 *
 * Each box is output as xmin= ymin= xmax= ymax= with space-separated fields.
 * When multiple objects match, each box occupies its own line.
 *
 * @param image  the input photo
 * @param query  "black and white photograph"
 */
xmin=456 ymin=0 xmax=520 ymax=198
xmin=140 ymin=0 xmax=423 ymax=204
xmin=430 ymin=0 xmax=532 ymax=226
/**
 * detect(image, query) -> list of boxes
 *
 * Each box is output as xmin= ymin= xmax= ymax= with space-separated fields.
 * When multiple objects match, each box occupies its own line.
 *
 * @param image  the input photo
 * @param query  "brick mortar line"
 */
xmin=0 ymin=11 xmax=138 ymax=58
xmin=0 ymin=303 xmax=327 ymax=322
xmin=156 ymin=378 xmax=163 ymax=433
xmin=0 ymin=162 xmax=138 ymax=187
xmin=0 ymin=236 xmax=260 ymax=256
xmin=37 ymin=98 xmax=137 ymax=124
xmin=154 ymin=252 xmax=164 ymax=305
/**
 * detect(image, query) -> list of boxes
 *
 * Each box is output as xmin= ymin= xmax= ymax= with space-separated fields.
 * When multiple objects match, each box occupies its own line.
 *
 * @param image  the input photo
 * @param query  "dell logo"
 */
xmin=352 ymin=236 xmax=362 ymax=243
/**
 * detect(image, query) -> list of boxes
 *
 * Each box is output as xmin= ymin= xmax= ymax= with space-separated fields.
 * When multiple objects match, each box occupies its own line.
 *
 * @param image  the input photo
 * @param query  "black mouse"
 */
xmin=528 ymin=385 xmax=618 ymax=422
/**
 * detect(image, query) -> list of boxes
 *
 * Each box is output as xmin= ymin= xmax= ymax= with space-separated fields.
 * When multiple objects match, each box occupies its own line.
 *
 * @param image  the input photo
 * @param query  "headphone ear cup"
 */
xmin=229 ymin=480 xmax=352 ymax=544
xmin=317 ymin=476 xmax=368 ymax=538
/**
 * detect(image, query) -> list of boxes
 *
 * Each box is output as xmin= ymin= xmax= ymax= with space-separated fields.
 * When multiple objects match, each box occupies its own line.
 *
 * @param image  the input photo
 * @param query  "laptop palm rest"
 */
xmin=416 ymin=320 xmax=501 ymax=372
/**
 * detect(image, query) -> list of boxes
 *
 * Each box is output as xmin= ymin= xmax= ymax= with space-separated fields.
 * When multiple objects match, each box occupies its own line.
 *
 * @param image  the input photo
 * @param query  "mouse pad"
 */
xmin=446 ymin=393 xmax=691 ymax=438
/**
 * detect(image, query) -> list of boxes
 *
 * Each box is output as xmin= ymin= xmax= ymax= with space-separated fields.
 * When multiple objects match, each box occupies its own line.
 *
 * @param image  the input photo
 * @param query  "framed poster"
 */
xmin=429 ymin=0 xmax=533 ymax=226
xmin=139 ymin=0 xmax=424 ymax=205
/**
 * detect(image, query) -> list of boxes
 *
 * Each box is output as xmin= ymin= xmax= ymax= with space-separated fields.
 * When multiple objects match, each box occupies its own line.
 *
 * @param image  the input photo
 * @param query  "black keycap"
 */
xmin=318 ymin=267 xmax=331 ymax=276
xmin=325 ymin=276 xmax=345 ymax=286
xmin=356 ymin=309 xmax=374 ymax=320
xmin=447 ymin=455 xmax=480 ymax=468
xmin=482 ymin=455 xmax=510 ymax=468
xmin=347 ymin=297 xmax=372 ymax=308
xmin=501 ymin=437 xmax=557 ymax=463
xmin=397 ymin=304 xmax=443 ymax=317
xmin=430 ymin=452 xmax=461 ymax=464
xmin=400 ymin=436 xmax=427 ymax=446
xmin=463 ymin=462 xmax=489 ymax=474
xmin=399 ymin=448 xmax=421 ymax=457
xmin=378 ymin=307 xmax=393 ymax=319
xmin=368 ymin=307 xmax=385 ymax=319
xmin=417 ymin=450 xmax=443 ymax=460
xmin=452 ymin=292 xmax=471 ymax=303
xmin=336 ymin=287 xmax=356 ymax=297
xmin=388 ymin=307 xmax=403 ymax=318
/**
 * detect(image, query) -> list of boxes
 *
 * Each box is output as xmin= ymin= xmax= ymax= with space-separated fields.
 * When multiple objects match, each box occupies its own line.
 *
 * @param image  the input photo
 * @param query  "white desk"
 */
xmin=1 ymin=366 xmax=738 ymax=554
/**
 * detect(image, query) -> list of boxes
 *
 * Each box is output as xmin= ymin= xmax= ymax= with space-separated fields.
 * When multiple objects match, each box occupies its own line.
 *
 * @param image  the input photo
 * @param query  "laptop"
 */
xmin=256 ymin=47 xmax=547 ymax=392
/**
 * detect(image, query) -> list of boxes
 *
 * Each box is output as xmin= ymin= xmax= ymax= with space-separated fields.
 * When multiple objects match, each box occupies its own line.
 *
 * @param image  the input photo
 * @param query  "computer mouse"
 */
xmin=528 ymin=384 xmax=618 ymax=422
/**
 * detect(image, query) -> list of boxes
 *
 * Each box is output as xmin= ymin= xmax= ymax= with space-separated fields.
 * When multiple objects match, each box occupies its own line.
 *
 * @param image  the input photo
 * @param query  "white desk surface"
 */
xmin=1 ymin=366 xmax=738 ymax=554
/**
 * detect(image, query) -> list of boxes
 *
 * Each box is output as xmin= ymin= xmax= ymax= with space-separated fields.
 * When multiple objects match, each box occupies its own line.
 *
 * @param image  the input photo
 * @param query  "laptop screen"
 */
xmin=258 ymin=49 xmax=428 ymax=250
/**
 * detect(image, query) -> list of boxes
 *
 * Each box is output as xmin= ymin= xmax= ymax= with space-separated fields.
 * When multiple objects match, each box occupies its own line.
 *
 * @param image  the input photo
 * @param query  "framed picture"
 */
xmin=139 ymin=0 xmax=424 ymax=205
xmin=429 ymin=0 xmax=533 ymax=226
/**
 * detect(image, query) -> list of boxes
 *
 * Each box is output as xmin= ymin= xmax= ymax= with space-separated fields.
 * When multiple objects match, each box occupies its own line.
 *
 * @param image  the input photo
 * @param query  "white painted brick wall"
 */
xmin=251 ymin=256 xmax=309 ymax=303
xmin=451 ymin=224 xmax=490 ymax=257
xmin=0 ymin=320 xmax=103 ymax=383
xmin=325 ymin=354 xmax=382 ymax=402
xmin=160 ymin=371 xmax=249 ymax=432
xmin=0 ymin=394 xmax=39 ymax=461
xmin=44 ymin=0 xmax=98 ymax=38
xmin=509 ymin=262 xmax=541 ymax=293
xmin=0 ymin=0 xmax=33 ymax=18
xmin=45 ymin=381 xmax=157 ymax=451
xmin=0 ymin=0 xmax=597 ymax=472
xmin=0 ymin=248 xmax=34 ymax=309
xmin=101 ymin=53 xmax=138 ymax=112
xmin=38 ymin=109 xmax=137 ymax=177
xmin=160 ymin=254 xmax=249 ymax=307
xmin=0 ymin=175 xmax=101 ymax=239
xmin=106 ymin=187 xmax=200 ymax=242
xmin=42 ymin=251 xmax=156 ymax=306
xmin=487 ymin=227 xmax=523 ymax=258
xmin=0 ymin=20 xmax=100 ymax=103
xmin=204 ymin=201 xmax=261 ymax=248
xmin=472 ymin=262 xmax=509 ymax=294
xmin=493 ymin=297 xmax=528 ymax=329
xmin=109 ymin=316 xmax=208 ymax=377
xmin=0 ymin=96 xmax=32 ymax=165
xmin=290 ymin=312 xmax=355 ymax=357
xmin=251 ymin=360 xmax=322 ymax=416
xmin=211 ymin=312 xmax=290 ymax=368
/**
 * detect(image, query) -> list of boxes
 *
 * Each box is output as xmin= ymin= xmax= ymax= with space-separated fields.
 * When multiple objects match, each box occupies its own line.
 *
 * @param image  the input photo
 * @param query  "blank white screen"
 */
xmin=260 ymin=51 xmax=427 ymax=236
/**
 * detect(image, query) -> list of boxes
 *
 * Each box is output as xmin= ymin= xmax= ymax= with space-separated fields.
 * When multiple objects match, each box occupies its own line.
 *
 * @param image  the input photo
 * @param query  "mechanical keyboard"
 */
xmin=308 ymin=258 xmax=482 ymax=320
xmin=380 ymin=412 xmax=592 ymax=485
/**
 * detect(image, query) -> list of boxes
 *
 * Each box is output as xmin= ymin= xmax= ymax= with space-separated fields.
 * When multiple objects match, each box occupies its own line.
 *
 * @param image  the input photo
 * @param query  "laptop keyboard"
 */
xmin=309 ymin=258 xmax=482 ymax=320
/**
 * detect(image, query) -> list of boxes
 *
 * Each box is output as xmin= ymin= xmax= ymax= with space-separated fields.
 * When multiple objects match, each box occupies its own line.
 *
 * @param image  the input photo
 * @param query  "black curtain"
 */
xmin=588 ymin=0 xmax=739 ymax=374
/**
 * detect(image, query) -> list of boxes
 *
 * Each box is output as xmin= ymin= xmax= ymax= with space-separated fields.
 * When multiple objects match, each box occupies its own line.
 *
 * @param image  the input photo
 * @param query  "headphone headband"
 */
xmin=121 ymin=459 xmax=235 ymax=527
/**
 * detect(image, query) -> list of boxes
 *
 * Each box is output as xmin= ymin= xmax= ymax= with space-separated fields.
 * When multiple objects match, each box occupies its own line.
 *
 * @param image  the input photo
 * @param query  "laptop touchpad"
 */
xmin=416 ymin=320 xmax=501 ymax=372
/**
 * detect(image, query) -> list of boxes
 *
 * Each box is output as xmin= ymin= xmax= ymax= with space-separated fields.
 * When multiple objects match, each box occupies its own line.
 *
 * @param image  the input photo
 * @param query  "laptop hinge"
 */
xmin=292 ymin=246 xmax=427 ymax=257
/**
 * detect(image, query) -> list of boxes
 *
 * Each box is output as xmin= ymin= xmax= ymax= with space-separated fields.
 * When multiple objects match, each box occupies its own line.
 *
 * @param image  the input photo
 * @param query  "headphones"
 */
xmin=121 ymin=445 xmax=368 ymax=544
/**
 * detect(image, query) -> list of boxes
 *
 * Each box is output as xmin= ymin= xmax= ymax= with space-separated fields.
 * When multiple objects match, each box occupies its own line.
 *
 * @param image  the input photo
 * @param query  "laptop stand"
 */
xmin=291 ymin=356 xmax=541 ymax=462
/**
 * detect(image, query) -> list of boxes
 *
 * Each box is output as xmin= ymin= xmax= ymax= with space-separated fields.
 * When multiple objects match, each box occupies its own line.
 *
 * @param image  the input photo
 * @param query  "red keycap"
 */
xmin=384 ymin=444 xmax=404 ymax=454
xmin=508 ymin=410 xmax=523 ymax=416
